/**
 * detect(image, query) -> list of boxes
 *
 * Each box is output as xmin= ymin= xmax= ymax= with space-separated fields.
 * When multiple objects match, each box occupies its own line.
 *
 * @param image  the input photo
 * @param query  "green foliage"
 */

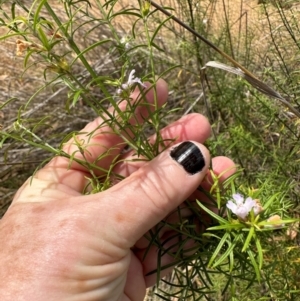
xmin=0 ymin=0 xmax=300 ymax=300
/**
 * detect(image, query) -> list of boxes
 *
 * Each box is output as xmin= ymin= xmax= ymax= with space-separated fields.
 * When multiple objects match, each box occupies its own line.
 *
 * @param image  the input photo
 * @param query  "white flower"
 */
xmin=226 ymin=193 xmax=262 ymax=220
xmin=120 ymin=37 xmax=131 ymax=50
xmin=117 ymin=69 xmax=146 ymax=95
xmin=120 ymin=37 xmax=127 ymax=44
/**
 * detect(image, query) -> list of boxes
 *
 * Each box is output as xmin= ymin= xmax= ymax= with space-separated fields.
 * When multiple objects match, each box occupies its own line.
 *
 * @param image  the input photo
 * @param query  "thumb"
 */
xmin=96 ymin=141 xmax=210 ymax=247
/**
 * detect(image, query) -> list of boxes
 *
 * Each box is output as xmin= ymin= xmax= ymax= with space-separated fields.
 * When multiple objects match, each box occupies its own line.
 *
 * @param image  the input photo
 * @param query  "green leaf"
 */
xmin=255 ymin=236 xmax=263 ymax=269
xmin=32 ymin=0 xmax=48 ymax=31
xmin=71 ymin=39 xmax=111 ymax=66
xmin=212 ymin=235 xmax=237 ymax=268
xmin=208 ymin=232 xmax=230 ymax=267
xmin=0 ymin=97 xmax=17 ymax=110
xmin=24 ymin=49 xmax=35 ymax=68
xmin=247 ymin=249 xmax=261 ymax=281
xmin=11 ymin=2 xmax=16 ymax=20
xmin=110 ymin=9 xmax=141 ymax=20
xmin=71 ymin=89 xmax=84 ymax=107
xmin=0 ymin=133 xmax=9 ymax=148
xmin=37 ymin=24 xmax=49 ymax=50
xmin=242 ymin=226 xmax=255 ymax=252
xmin=150 ymin=41 xmax=165 ymax=53
xmin=207 ymin=223 xmax=244 ymax=231
xmin=263 ymin=192 xmax=281 ymax=211
xmin=197 ymin=200 xmax=228 ymax=224
xmin=150 ymin=15 xmax=172 ymax=45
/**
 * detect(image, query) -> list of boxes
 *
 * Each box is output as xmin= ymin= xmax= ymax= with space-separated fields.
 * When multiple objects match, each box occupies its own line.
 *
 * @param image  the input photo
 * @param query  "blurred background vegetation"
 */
xmin=0 ymin=0 xmax=300 ymax=300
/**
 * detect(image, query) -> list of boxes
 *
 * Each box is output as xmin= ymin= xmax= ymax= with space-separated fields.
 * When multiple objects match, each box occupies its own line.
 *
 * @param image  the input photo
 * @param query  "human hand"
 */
xmin=0 ymin=79 xmax=235 ymax=301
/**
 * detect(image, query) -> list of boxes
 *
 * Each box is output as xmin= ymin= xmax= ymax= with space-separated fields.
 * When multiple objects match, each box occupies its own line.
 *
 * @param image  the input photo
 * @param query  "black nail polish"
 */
xmin=170 ymin=141 xmax=205 ymax=175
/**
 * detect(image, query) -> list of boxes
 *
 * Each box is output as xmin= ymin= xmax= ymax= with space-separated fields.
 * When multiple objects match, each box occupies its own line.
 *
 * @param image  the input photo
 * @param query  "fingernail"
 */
xmin=170 ymin=141 xmax=205 ymax=175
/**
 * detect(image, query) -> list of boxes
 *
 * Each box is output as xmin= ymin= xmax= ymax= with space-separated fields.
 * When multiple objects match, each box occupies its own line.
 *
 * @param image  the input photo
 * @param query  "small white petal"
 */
xmin=226 ymin=193 xmax=259 ymax=220
xmin=118 ymin=69 xmax=145 ymax=95
xmin=127 ymin=69 xmax=136 ymax=83
xmin=244 ymin=198 xmax=256 ymax=210
xmin=232 ymin=193 xmax=244 ymax=205
xmin=131 ymin=78 xmax=146 ymax=87
xmin=226 ymin=201 xmax=238 ymax=213
xmin=236 ymin=206 xmax=251 ymax=219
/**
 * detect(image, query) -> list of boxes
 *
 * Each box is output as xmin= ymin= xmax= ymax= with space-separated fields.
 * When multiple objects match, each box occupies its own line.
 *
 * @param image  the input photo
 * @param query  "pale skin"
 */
xmin=0 ymin=79 xmax=235 ymax=301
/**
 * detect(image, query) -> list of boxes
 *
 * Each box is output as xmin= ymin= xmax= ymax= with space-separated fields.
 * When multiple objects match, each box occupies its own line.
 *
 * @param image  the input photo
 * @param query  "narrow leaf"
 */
xmin=242 ymin=226 xmax=255 ymax=252
xmin=247 ymin=249 xmax=261 ymax=281
xmin=197 ymin=200 xmax=228 ymax=224
xmin=208 ymin=232 xmax=229 ymax=267
xmin=255 ymin=236 xmax=263 ymax=270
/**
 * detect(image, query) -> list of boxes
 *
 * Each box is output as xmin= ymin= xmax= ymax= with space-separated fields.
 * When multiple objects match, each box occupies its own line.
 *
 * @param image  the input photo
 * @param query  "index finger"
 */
xmin=35 ymin=79 xmax=169 ymax=192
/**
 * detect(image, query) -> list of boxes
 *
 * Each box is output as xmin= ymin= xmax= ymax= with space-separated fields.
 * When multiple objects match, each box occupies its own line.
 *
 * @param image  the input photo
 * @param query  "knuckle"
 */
xmin=138 ymin=168 xmax=176 ymax=216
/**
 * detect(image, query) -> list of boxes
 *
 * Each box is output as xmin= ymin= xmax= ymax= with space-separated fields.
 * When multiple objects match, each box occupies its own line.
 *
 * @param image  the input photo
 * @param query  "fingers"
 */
xmin=130 ymin=156 xmax=235 ymax=284
xmin=33 ymin=79 xmax=169 ymax=192
xmin=135 ymin=231 xmax=196 ymax=287
xmin=134 ymin=155 xmax=236 ymax=248
xmin=53 ymin=79 xmax=168 ymax=173
xmin=203 ymin=156 xmax=236 ymax=189
xmin=192 ymin=156 xmax=237 ymax=206
xmin=113 ymin=113 xmax=211 ymax=178
xmin=30 ymin=112 xmax=210 ymax=197
xmin=133 ymin=156 xmax=237 ymax=286
xmin=89 ymin=141 xmax=210 ymax=248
